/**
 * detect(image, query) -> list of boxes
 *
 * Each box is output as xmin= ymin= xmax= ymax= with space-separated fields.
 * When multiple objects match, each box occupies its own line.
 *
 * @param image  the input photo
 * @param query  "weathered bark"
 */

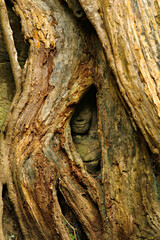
xmin=79 ymin=0 xmax=160 ymax=155
xmin=0 ymin=0 xmax=159 ymax=240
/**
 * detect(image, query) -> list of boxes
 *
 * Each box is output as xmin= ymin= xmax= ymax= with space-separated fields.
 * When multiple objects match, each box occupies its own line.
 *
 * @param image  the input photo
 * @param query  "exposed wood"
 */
xmin=0 ymin=0 xmax=159 ymax=239
xmin=79 ymin=0 xmax=160 ymax=155
xmin=0 ymin=0 xmax=22 ymax=93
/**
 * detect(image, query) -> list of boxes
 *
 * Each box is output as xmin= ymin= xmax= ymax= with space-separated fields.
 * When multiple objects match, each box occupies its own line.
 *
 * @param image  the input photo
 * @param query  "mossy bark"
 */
xmin=0 ymin=0 xmax=159 ymax=239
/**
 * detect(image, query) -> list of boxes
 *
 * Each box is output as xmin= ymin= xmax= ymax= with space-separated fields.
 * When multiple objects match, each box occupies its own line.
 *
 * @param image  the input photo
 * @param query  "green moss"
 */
xmin=70 ymin=233 xmax=75 ymax=240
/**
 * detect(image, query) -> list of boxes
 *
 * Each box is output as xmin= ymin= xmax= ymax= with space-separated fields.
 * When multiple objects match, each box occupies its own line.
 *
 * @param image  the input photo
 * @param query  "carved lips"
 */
xmin=71 ymin=104 xmax=92 ymax=134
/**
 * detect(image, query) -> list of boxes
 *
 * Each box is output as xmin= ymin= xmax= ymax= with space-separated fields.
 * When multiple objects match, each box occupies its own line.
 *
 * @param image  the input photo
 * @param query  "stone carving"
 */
xmin=71 ymin=88 xmax=101 ymax=174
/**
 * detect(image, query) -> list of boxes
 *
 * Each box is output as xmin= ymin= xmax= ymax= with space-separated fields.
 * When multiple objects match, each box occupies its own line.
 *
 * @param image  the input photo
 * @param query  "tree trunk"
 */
xmin=0 ymin=0 xmax=159 ymax=239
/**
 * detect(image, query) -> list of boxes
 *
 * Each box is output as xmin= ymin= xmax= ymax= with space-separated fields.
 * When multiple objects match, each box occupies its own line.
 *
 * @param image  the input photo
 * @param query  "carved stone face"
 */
xmin=71 ymin=103 xmax=92 ymax=134
xmin=71 ymin=89 xmax=101 ymax=174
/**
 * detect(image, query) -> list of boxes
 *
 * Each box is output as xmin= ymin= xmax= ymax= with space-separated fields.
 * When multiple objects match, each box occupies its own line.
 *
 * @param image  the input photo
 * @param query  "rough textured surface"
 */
xmin=0 ymin=1 xmax=28 ymax=130
xmin=0 ymin=18 xmax=14 ymax=130
xmin=0 ymin=0 xmax=159 ymax=240
xmin=0 ymin=62 xmax=14 ymax=130
xmin=71 ymin=88 xmax=101 ymax=174
xmin=79 ymin=0 xmax=160 ymax=155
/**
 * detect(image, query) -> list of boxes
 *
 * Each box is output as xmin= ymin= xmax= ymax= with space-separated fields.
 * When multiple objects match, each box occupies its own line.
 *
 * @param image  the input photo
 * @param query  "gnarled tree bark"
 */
xmin=0 ymin=0 xmax=159 ymax=239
